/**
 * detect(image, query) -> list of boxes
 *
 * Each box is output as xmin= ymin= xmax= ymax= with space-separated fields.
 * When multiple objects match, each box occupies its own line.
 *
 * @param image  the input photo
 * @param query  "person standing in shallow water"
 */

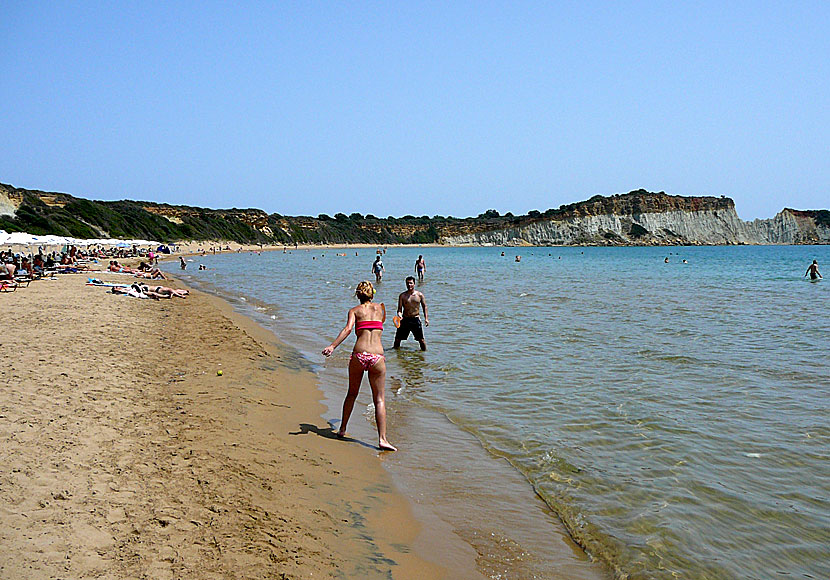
xmin=394 ymin=276 xmax=429 ymax=351
xmin=322 ymin=280 xmax=396 ymax=451
xmin=805 ymin=260 xmax=822 ymax=280
xmin=415 ymin=255 xmax=426 ymax=282
xmin=372 ymin=255 xmax=384 ymax=283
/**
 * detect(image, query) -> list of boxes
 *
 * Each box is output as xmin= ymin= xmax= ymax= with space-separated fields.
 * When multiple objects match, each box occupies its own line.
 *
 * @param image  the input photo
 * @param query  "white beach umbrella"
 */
xmin=5 ymin=232 xmax=41 ymax=245
xmin=39 ymin=235 xmax=73 ymax=246
xmin=0 ymin=230 xmax=160 ymax=248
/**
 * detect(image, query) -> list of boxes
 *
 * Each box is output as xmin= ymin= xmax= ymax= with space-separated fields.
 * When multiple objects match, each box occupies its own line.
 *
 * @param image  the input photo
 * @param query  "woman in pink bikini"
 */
xmin=322 ymin=280 xmax=396 ymax=451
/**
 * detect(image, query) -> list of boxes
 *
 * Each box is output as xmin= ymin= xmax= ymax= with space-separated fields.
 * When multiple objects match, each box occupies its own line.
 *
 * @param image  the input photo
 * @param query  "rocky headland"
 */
xmin=1 ymin=183 xmax=827 ymax=246
xmin=440 ymin=191 xmax=830 ymax=246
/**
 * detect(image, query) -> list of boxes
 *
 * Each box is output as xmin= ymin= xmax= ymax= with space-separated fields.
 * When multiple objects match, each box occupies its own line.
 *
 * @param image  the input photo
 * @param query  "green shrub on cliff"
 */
xmin=5 ymin=182 xmax=826 ymax=246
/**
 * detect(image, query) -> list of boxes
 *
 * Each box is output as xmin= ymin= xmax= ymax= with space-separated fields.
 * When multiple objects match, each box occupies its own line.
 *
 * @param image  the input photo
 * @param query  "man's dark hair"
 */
xmin=405 ymin=276 xmax=415 ymax=283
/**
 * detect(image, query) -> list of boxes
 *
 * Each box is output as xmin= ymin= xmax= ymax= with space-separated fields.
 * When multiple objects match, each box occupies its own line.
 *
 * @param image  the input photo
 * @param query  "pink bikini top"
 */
xmin=355 ymin=320 xmax=383 ymax=333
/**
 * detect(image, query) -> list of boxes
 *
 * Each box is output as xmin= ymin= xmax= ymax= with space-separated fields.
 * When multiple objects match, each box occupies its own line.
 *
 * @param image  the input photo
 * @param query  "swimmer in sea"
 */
xmin=805 ymin=260 xmax=822 ymax=280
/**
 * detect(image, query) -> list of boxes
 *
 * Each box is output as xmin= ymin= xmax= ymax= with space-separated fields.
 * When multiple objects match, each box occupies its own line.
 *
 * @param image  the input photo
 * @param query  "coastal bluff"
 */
xmin=2 ymin=182 xmax=827 ymax=246
xmin=440 ymin=192 xmax=830 ymax=246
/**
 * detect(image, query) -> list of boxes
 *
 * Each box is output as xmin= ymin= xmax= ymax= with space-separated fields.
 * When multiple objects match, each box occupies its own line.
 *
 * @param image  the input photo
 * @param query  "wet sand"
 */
xmin=0 ymin=270 xmax=451 ymax=579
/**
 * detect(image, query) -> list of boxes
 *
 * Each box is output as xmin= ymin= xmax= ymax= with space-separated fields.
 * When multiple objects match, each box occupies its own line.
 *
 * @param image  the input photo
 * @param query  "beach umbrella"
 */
xmin=39 ymin=235 xmax=72 ymax=246
xmin=5 ymin=232 xmax=40 ymax=245
xmin=0 ymin=229 xmax=160 ymax=248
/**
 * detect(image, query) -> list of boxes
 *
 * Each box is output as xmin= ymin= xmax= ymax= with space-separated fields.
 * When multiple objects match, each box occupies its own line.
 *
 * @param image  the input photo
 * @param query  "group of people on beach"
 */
xmin=322 ymin=254 xmax=431 ymax=452
xmin=111 ymin=282 xmax=189 ymax=299
xmin=108 ymin=260 xmax=167 ymax=279
xmin=0 ymin=244 xmax=188 ymax=297
xmin=1 ymin=246 xmax=97 ymax=280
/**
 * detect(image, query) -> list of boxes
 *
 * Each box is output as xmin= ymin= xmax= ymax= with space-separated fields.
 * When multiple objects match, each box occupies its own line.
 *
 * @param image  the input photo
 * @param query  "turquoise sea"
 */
xmin=164 ymin=245 xmax=829 ymax=580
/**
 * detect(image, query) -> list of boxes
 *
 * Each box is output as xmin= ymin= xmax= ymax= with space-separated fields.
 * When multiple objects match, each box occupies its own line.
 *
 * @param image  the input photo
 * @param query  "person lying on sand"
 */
xmin=111 ymin=284 xmax=151 ymax=299
xmin=138 ymin=284 xmax=188 ymax=298
xmin=133 ymin=267 xmax=167 ymax=280
xmin=111 ymin=283 xmax=187 ymax=299
xmin=109 ymin=261 xmax=138 ymax=274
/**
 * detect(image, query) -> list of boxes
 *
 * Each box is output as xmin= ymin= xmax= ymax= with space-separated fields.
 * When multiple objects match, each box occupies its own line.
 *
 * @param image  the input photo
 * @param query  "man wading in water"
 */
xmin=394 ymin=276 xmax=429 ymax=351
xmin=805 ymin=259 xmax=822 ymax=280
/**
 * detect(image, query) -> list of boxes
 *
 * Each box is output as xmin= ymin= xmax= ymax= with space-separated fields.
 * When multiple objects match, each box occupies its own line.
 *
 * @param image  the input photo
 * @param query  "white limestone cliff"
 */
xmin=441 ymin=207 xmax=829 ymax=246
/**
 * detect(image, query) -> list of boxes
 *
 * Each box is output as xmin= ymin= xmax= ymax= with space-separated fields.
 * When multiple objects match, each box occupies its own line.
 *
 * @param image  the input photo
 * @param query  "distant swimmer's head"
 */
xmin=814 ymin=260 xmax=819 ymax=264
xmin=355 ymin=280 xmax=376 ymax=302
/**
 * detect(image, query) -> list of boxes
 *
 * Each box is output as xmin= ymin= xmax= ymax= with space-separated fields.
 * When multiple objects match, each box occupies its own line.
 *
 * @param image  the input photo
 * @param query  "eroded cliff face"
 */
xmin=440 ymin=193 xmax=830 ymax=246
xmin=140 ymin=203 xmax=271 ymax=229
xmin=746 ymin=209 xmax=830 ymax=244
xmin=3 ymin=182 xmax=827 ymax=245
xmin=0 ymin=184 xmax=23 ymax=216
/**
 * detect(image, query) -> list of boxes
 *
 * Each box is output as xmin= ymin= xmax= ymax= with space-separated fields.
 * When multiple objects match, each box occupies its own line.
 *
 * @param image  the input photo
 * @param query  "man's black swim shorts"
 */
xmin=395 ymin=316 xmax=424 ymax=342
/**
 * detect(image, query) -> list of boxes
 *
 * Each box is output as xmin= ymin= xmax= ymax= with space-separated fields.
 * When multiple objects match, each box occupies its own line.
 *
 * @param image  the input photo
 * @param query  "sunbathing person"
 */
xmin=111 ymin=283 xmax=187 ymax=299
xmin=1 ymin=262 xmax=16 ymax=280
xmin=108 ymin=261 xmax=137 ymax=274
xmin=111 ymin=284 xmax=152 ymax=299
xmin=33 ymin=255 xmax=45 ymax=276
xmin=133 ymin=267 xmax=166 ymax=280
xmin=138 ymin=284 xmax=188 ymax=298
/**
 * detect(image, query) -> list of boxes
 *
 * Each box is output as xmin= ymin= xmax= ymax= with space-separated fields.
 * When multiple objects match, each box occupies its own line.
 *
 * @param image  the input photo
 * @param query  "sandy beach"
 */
xmin=0 ymin=269 xmax=451 ymax=579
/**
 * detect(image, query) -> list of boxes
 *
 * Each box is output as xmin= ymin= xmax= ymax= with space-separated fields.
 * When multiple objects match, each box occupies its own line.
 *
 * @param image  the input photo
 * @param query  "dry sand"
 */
xmin=0 ymin=271 xmax=448 ymax=579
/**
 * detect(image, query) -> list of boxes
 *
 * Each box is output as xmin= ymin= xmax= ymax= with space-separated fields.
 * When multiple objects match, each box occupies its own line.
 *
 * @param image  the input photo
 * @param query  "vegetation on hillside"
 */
xmin=1 ymin=189 xmax=270 ymax=243
xmin=3 ymin=183 xmax=826 ymax=245
xmin=1 ymin=183 xmax=550 ymax=244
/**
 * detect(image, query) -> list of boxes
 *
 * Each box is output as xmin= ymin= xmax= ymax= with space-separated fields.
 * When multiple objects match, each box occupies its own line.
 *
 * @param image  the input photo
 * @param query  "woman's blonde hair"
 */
xmin=354 ymin=280 xmax=375 ymax=302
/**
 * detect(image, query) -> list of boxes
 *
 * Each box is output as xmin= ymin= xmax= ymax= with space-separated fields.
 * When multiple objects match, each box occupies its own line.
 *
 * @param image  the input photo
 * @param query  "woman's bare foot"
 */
xmin=378 ymin=439 xmax=397 ymax=451
xmin=337 ymin=429 xmax=347 ymax=439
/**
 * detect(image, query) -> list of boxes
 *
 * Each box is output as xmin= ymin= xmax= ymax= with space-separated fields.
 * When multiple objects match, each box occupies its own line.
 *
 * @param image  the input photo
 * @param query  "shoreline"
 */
xmin=0 ymin=269 xmax=455 ymax=578
xmin=166 ymin=253 xmax=612 ymax=580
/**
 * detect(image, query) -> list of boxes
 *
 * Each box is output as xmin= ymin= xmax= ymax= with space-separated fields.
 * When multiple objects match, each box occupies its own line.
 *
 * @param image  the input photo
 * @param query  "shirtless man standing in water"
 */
xmin=394 ymin=276 xmax=429 ymax=351
xmin=415 ymin=255 xmax=426 ymax=282
xmin=805 ymin=260 xmax=822 ymax=280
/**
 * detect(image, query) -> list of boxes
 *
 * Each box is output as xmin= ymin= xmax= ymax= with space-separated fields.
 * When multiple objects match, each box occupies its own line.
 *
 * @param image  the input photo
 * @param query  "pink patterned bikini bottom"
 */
xmin=351 ymin=351 xmax=385 ymax=370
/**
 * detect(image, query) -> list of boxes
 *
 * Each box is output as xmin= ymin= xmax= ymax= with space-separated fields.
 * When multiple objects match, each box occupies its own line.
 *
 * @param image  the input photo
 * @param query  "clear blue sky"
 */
xmin=1 ymin=2 xmax=827 ymax=220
